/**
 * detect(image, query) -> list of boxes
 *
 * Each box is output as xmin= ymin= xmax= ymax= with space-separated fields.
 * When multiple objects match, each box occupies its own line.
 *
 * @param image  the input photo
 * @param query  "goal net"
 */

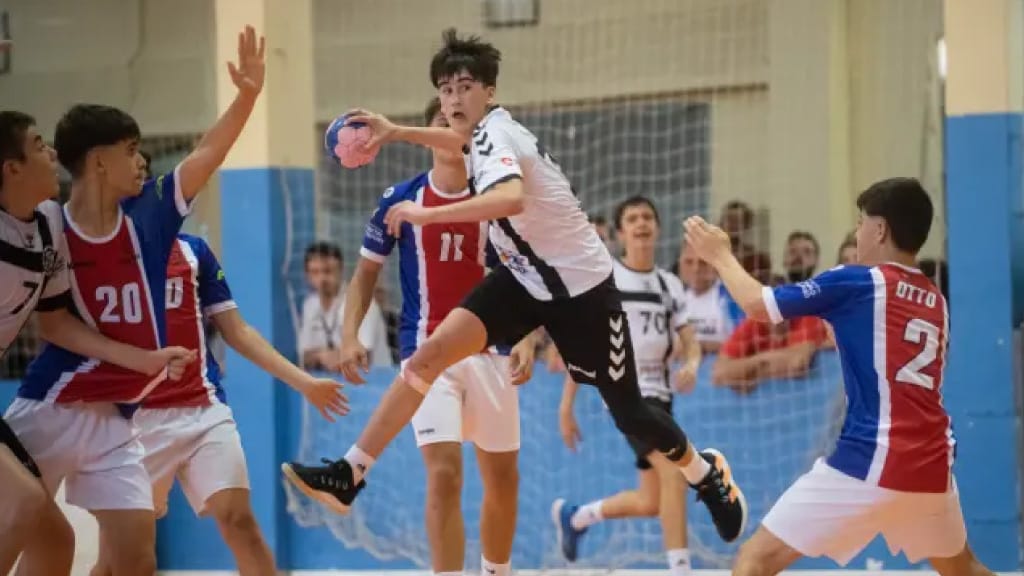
xmin=284 ymin=0 xmax=944 ymax=572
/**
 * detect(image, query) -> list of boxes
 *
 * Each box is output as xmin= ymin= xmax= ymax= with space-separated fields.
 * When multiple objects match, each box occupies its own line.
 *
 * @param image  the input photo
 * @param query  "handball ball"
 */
xmin=324 ymin=114 xmax=378 ymax=169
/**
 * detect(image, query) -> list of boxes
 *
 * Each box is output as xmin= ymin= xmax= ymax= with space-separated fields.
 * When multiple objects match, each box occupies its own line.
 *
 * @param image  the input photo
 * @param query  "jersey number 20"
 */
xmin=896 ymin=318 xmax=940 ymax=390
xmin=96 ymin=283 xmax=143 ymax=324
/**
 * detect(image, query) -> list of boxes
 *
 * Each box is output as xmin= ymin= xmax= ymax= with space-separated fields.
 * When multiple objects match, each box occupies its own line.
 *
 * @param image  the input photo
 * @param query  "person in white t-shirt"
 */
xmin=677 ymin=242 xmax=734 ymax=352
xmin=299 ymin=242 xmax=390 ymax=370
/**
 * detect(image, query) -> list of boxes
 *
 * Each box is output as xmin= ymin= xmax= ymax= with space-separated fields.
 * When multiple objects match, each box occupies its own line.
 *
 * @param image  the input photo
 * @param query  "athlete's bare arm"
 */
xmin=338 ymin=257 xmax=384 ymax=384
xmin=383 ymin=178 xmax=525 ymax=236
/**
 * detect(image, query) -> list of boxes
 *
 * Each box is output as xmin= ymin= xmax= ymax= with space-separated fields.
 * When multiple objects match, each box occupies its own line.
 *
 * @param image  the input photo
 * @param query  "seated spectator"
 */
xmin=836 ymin=232 xmax=857 ymax=265
xmin=784 ymin=230 xmax=820 ymax=282
xmin=720 ymin=200 xmax=772 ymax=283
xmin=299 ymin=242 xmax=391 ymax=371
xmin=678 ymin=242 xmax=736 ymax=353
xmin=712 ymin=280 xmax=828 ymax=392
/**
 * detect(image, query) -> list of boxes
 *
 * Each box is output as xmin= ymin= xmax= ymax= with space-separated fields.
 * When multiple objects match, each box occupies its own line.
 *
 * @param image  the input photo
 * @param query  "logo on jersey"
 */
xmin=217 ymin=270 xmax=225 ymax=281
xmin=797 ymin=280 xmax=821 ymax=299
xmin=364 ymin=222 xmax=386 ymax=246
xmin=382 ymin=187 xmax=394 ymax=199
xmin=567 ymin=363 xmax=596 ymax=380
xmin=41 ymin=246 xmax=64 ymax=278
xmin=154 ymin=175 xmax=165 ymax=200
xmin=500 ymin=157 xmax=514 ymax=166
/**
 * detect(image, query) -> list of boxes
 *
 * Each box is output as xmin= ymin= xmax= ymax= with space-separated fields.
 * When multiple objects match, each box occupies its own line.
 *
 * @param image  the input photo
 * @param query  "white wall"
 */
xmin=1 ymin=0 xmax=944 ymax=264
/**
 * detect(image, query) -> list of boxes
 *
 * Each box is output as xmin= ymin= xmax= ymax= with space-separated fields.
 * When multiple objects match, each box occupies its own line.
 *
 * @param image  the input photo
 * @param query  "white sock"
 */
xmin=667 ymin=548 xmax=692 ymax=576
xmin=570 ymin=500 xmax=604 ymax=531
xmin=481 ymin=557 xmax=510 ymax=576
xmin=344 ymin=445 xmax=376 ymax=484
xmin=679 ymin=448 xmax=712 ymax=485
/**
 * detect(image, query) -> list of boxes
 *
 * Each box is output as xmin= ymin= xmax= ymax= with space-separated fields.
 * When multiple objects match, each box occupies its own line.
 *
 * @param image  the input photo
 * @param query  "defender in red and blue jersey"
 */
xmin=86 ymin=234 xmax=345 ymax=575
xmin=288 ymin=99 xmax=528 ymax=576
xmin=685 ymin=178 xmax=989 ymax=574
xmin=4 ymin=26 xmax=270 ymax=576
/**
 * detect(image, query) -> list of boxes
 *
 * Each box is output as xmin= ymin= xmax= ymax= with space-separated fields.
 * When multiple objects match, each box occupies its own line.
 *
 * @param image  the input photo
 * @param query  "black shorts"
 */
xmin=626 ymin=397 xmax=673 ymax=470
xmin=461 ymin=266 xmax=637 ymax=389
xmin=0 ymin=416 xmax=41 ymax=478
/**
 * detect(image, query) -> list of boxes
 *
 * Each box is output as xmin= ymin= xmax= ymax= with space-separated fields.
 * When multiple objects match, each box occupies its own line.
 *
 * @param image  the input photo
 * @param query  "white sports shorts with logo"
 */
xmin=4 ymin=398 xmax=152 ymax=511
xmin=410 ymin=354 xmax=520 ymax=453
xmin=135 ymin=402 xmax=249 ymax=517
xmin=762 ymin=458 xmax=967 ymax=565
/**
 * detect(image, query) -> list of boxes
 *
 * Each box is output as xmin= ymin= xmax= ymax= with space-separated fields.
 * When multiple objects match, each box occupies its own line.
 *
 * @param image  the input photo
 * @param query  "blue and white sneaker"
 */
xmin=551 ymin=498 xmax=586 ymax=562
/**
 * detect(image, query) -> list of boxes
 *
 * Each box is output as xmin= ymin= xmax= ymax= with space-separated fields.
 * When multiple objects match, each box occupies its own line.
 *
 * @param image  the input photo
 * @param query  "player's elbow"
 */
xmin=36 ymin=309 xmax=67 ymax=342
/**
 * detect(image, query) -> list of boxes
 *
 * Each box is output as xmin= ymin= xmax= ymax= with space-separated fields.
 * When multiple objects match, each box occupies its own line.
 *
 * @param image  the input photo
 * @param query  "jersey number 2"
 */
xmin=895 ymin=318 xmax=940 ymax=390
xmin=96 ymin=283 xmax=143 ymax=324
xmin=440 ymin=232 xmax=465 ymax=262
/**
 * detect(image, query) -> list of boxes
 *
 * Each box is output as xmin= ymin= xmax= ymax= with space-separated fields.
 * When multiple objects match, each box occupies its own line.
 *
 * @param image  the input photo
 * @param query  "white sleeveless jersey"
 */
xmin=613 ymin=260 xmax=689 ymax=401
xmin=0 ymin=200 xmax=71 ymax=355
xmin=465 ymin=107 xmax=612 ymax=301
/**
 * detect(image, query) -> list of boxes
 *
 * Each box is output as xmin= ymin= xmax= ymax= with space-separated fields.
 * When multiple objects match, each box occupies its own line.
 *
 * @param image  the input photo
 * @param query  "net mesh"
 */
xmin=280 ymin=0 xmax=941 ymax=572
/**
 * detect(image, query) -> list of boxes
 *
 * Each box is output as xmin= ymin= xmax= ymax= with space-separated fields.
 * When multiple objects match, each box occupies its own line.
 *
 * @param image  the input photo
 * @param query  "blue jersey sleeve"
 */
xmin=359 ymin=186 xmax=399 ymax=263
xmin=186 ymin=235 xmax=236 ymax=316
xmin=763 ymin=265 xmax=874 ymax=323
xmin=121 ymin=166 xmax=191 ymax=257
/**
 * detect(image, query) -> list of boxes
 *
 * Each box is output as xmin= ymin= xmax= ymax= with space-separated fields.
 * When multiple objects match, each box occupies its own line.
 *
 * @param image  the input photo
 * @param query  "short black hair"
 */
xmin=0 ymin=111 xmax=36 ymax=189
xmin=304 ymin=241 xmax=343 ymax=266
xmin=786 ymin=230 xmax=819 ymax=256
xmin=429 ymin=28 xmax=502 ymax=88
xmin=54 ymin=104 xmax=141 ymax=176
xmin=613 ymin=196 xmax=660 ymax=229
xmin=423 ymin=97 xmax=442 ymax=127
xmin=855 ymin=177 xmax=933 ymax=254
xmin=722 ymin=200 xmax=753 ymax=228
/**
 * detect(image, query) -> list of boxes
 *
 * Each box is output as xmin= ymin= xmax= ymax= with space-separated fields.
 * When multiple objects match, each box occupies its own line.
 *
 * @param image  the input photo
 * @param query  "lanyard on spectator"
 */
xmin=319 ymin=307 xmax=339 ymax=349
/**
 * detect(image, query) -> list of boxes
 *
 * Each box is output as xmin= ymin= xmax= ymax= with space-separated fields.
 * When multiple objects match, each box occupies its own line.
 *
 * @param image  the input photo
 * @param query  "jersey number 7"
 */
xmin=895 ymin=318 xmax=940 ymax=390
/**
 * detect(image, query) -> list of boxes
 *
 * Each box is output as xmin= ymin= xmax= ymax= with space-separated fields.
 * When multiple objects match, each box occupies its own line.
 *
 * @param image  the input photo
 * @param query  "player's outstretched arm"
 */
xmin=213 ymin=308 xmax=349 ymax=421
xmin=684 ymin=216 xmax=768 ymax=321
xmin=344 ymin=109 xmax=467 ymax=155
xmin=178 ymin=25 xmax=265 ymax=200
xmin=337 ymin=257 xmax=384 ymax=384
xmin=383 ymin=178 xmax=525 ymax=235
xmin=36 ymin=308 xmax=196 ymax=377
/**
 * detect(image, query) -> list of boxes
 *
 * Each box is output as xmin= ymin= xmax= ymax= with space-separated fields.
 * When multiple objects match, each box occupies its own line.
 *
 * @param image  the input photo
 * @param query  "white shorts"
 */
xmin=135 ymin=403 xmax=249 ymax=518
xmin=3 ymin=398 xmax=152 ymax=511
xmin=410 ymin=354 xmax=520 ymax=453
xmin=763 ymin=458 xmax=967 ymax=566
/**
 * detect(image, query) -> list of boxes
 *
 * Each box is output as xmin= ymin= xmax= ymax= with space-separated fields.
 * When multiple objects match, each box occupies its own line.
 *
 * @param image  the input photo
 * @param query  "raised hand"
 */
xmin=227 ymin=25 xmax=266 ymax=97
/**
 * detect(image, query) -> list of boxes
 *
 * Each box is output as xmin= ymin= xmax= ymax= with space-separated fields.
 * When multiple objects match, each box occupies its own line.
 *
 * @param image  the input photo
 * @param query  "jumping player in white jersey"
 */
xmin=6 ymin=25 xmax=265 ymax=576
xmin=283 ymin=29 xmax=748 ymax=545
xmin=90 ymin=233 xmax=346 ymax=576
xmin=0 ymin=111 xmax=192 ymax=575
xmin=685 ymin=178 xmax=993 ymax=576
xmin=552 ymin=196 xmax=702 ymax=576
xmin=322 ymin=97 xmax=533 ymax=576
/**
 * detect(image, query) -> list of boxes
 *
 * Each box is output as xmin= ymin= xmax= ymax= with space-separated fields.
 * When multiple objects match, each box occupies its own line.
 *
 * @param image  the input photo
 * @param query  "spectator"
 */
xmin=299 ymin=242 xmax=390 ymax=371
xmin=589 ymin=212 xmax=615 ymax=253
xmin=140 ymin=150 xmax=153 ymax=179
xmin=712 ymin=282 xmax=828 ymax=393
xmin=784 ymin=230 xmax=819 ymax=282
xmin=719 ymin=200 xmax=772 ymax=283
xmin=677 ymin=242 xmax=736 ymax=353
xmin=836 ymin=232 xmax=857 ymax=265
xmin=918 ymin=258 xmax=949 ymax=303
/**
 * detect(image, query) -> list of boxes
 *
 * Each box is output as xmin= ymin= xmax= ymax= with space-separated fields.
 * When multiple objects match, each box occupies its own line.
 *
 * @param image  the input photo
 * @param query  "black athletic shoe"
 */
xmin=281 ymin=458 xmax=365 ymax=515
xmin=691 ymin=448 xmax=748 ymax=542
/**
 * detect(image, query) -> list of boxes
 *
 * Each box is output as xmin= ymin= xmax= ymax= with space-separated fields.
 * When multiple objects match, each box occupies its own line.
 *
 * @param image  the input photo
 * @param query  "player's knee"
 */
xmin=3 ymin=481 xmax=47 ymax=532
xmin=403 ymin=348 xmax=445 ymax=394
xmin=479 ymin=454 xmax=519 ymax=498
xmin=425 ymin=455 xmax=463 ymax=501
xmin=109 ymin=547 xmax=156 ymax=576
xmin=213 ymin=502 xmax=262 ymax=540
xmin=733 ymin=534 xmax=785 ymax=576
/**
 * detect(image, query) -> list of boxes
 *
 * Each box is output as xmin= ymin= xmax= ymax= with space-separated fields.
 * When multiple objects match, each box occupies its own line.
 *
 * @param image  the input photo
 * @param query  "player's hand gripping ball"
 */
xmin=324 ymin=114 xmax=379 ymax=169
